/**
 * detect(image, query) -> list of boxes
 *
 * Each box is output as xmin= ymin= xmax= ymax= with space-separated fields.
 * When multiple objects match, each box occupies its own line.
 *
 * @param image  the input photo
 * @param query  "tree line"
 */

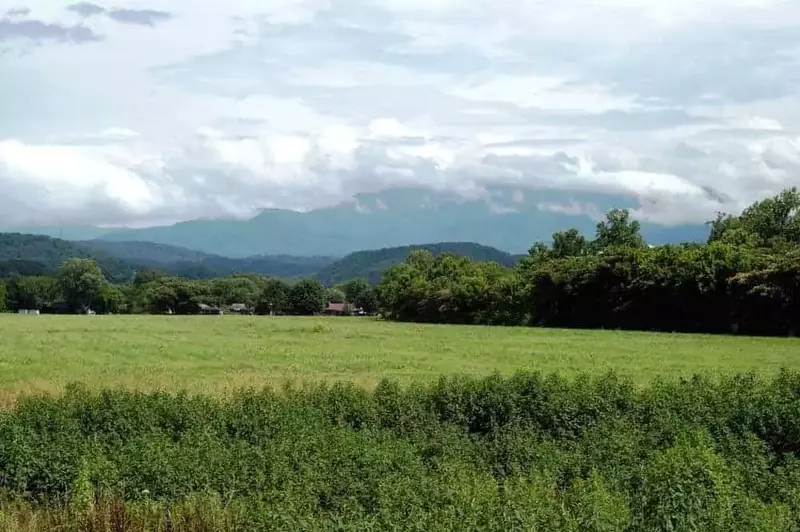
xmin=0 ymin=260 xmax=379 ymax=316
xmin=378 ymin=188 xmax=800 ymax=336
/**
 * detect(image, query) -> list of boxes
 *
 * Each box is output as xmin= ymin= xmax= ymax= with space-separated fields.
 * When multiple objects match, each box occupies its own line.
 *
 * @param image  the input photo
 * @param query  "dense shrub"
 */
xmin=2 ymin=372 xmax=800 ymax=530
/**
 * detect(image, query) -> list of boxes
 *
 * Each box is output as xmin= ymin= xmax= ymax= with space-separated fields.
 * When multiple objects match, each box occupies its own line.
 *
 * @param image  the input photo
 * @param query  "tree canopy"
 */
xmin=57 ymin=258 xmax=105 ymax=312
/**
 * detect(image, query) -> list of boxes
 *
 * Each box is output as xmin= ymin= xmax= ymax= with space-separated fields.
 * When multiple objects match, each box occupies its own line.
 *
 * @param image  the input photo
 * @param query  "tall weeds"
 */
xmin=1 ymin=371 xmax=800 ymax=531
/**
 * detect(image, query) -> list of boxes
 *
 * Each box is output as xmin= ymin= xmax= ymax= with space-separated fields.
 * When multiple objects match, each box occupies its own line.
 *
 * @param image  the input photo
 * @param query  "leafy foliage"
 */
xmin=343 ymin=278 xmax=379 ymax=313
xmin=289 ymin=279 xmax=326 ymax=315
xmin=255 ymin=278 xmax=290 ymax=315
xmin=593 ymin=208 xmax=645 ymax=250
xmin=57 ymin=258 xmax=105 ymax=311
xmin=2 ymin=372 xmax=800 ymax=529
xmin=710 ymin=187 xmax=800 ymax=248
xmin=5 ymin=275 xmax=60 ymax=310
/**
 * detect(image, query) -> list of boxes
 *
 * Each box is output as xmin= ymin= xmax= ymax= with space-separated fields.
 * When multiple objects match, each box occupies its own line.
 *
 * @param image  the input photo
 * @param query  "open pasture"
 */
xmin=0 ymin=314 xmax=797 ymax=401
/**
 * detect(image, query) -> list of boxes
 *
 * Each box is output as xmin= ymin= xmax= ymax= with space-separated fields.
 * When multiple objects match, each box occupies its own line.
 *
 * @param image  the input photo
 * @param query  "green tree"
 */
xmin=708 ymin=188 xmax=800 ymax=249
xmin=737 ymin=187 xmax=800 ymax=247
xmin=288 ymin=278 xmax=325 ymax=315
xmin=57 ymin=258 xmax=105 ymax=312
xmin=343 ymin=278 xmax=379 ymax=313
xmin=255 ymin=278 xmax=289 ymax=315
xmin=594 ymin=209 xmax=645 ymax=250
xmin=552 ymin=228 xmax=589 ymax=258
xmin=0 ymin=280 xmax=6 ymax=313
xmin=96 ymin=284 xmax=125 ymax=314
xmin=211 ymin=277 xmax=259 ymax=307
xmin=7 ymin=276 xmax=60 ymax=310
xmin=325 ymin=287 xmax=346 ymax=304
xmin=148 ymin=284 xmax=178 ymax=314
xmin=132 ymin=269 xmax=165 ymax=286
xmin=707 ymin=213 xmax=755 ymax=246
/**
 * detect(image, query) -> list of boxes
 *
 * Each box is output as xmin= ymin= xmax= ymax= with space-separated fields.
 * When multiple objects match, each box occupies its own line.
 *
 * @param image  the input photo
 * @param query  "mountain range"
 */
xmin=0 ymin=233 xmax=522 ymax=285
xmin=0 ymin=188 xmax=711 ymax=257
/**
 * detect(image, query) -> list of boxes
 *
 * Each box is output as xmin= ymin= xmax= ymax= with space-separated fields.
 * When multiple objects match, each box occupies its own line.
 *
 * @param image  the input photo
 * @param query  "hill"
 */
xmin=0 ymin=234 xmax=336 ymax=282
xmin=82 ymin=240 xmax=336 ymax=279
xmin=316 ymin=242 xmax=518 ymax=285
xmin=79 ymin=240 xmax=214 ymax=264
xmin=0 ymin=233 xmax=137 ymax=282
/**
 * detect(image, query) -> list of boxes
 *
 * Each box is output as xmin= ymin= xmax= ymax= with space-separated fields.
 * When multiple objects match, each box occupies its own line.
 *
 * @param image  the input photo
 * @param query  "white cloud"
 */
xmin=2 ymin=0 xmax=800 ymax=228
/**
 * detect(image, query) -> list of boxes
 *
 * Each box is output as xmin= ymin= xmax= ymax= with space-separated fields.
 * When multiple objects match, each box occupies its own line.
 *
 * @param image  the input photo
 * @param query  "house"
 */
xmin=198 ymin=303 xmax=223 ymax=315
xmin=324 ymin=302 xmax=347 ymax=315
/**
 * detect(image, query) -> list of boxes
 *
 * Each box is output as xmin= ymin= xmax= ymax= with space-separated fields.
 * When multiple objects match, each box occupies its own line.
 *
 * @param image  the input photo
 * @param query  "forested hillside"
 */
xmin=0 ymin=235 xmax=337 ymax=282
xmin=80 ymin=240 xmax=215 ymax=264
xmin=0 ymin=233 xmax=136 ymax=282
xmin=83 ymin=239 xmax=336 ymax=279
xmin=316 ymin=242 xmax=518 ymax=284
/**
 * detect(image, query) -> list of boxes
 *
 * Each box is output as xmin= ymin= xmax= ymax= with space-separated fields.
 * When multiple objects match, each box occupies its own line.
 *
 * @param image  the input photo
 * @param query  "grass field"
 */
xmin=0 ymin=314 xmax=797 ymax=402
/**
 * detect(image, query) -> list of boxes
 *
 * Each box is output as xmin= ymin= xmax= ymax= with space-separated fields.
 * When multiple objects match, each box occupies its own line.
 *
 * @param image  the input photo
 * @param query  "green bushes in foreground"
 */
xmin=2 ymin=372 xmax=800 ymax=530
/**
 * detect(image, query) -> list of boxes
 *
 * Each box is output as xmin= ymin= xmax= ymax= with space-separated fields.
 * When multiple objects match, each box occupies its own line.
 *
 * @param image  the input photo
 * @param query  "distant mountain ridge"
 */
xmin=82 ymin=239 xmax=336 ymax=280
xmin=0 ymin=234 xmax=337 ymax=281
xmin=0 ymin=233 xmax=522 ymax=286
xmin=3 ymin=188 xmax=711 ymax=257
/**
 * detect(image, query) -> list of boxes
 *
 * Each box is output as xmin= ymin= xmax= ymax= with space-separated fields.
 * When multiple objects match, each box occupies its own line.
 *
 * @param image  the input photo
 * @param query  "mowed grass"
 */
xmin=0 ymin=314 xmax=797 ymax=402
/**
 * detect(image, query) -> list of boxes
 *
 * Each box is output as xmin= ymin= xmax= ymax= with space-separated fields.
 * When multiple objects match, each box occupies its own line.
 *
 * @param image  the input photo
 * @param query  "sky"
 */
xmin=1 ymin=0 xmax=800 ymax=228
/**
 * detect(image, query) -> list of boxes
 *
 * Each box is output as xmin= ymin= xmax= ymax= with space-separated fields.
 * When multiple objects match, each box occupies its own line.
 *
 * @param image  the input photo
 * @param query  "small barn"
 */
xmin=324 ymin=302 xmax=350 ymax=315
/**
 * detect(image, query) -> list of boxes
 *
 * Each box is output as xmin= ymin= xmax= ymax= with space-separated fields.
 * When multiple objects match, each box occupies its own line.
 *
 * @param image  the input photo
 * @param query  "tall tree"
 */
xmin=148 ymin=284 xmax=178 ymax=314
xmin=708 ymin=188 xmax=800 ymax=248
xmin=551 ymin=229 xmax=589 ymax=258
xmin=516 ymin=242 xmax=552 ymax=277
xmin=256 ymin=278 xmax=289 ymax=315
xmin=738 ymin=187 xmax=800 ymax=246
xmin=96 ymin=284 xmax=125 ymax=314
xmin=343 ymin=278 xmax=379 ymax=313
xmin=211 ymin=277 xmax=259 ymax=307
xmin=0 ymin=280 xmax=6 ymax=313
xmin=594 ymin=209 xmax=645 ymax=250
xmin=288 ymin=279 xmax=325 ymax=315
xmin=57 ymin=258 xmax=105 ymax=312
xmin=325 ymin=287 xmax=346 ymax=304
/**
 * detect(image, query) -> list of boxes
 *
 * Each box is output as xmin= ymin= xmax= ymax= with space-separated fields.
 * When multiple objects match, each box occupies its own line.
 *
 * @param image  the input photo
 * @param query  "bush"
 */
xmin=1 ymin=372 xmax=800 ymax=529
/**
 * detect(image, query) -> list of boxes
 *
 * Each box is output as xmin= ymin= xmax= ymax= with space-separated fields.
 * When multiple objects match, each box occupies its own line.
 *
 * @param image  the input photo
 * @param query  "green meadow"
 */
xmin=0 ymin=314 xmax=796 ymax=401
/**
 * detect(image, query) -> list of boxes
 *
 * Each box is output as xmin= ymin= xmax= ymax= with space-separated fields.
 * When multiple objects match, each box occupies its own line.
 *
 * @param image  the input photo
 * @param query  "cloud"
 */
xmin=106 ymin=8 xmax=172 ymax=26
xmin=5 ymin=7 xmax=31 ymax=17
xmin=67 ymin=3 xmax=173 ymax=26
xmin=66 ymin=3 xmax=106 ymax=17
xmin=2 ymin=0 xmax=800 ymax=228
xmin=0 ymin=18 xmax=100 ymax=44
